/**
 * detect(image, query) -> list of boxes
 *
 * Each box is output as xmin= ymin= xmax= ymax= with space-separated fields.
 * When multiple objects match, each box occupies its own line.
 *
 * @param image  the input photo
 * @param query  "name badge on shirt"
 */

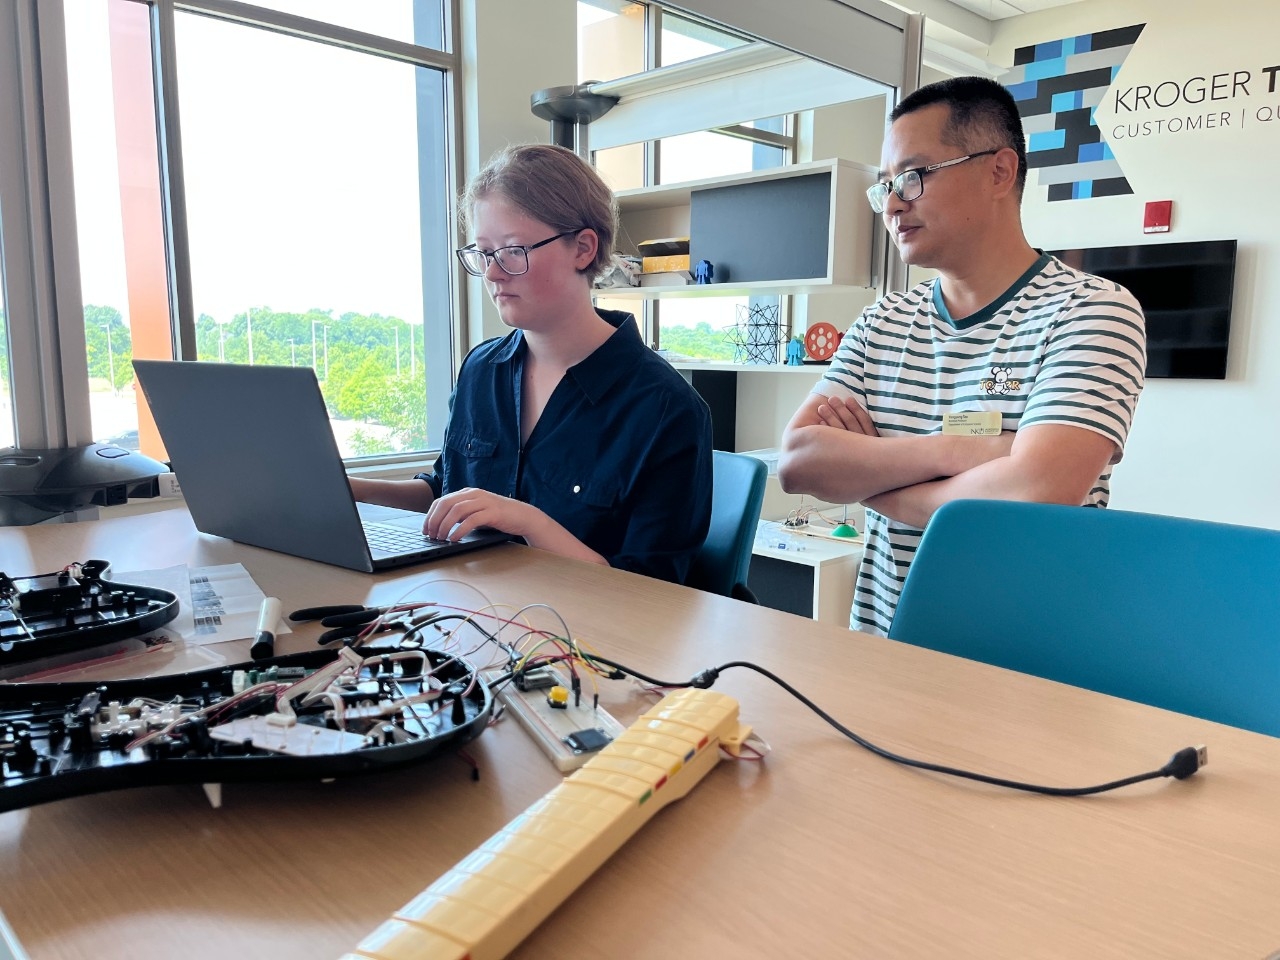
xmin=942 ymin=410 xmax=1002 ymax=436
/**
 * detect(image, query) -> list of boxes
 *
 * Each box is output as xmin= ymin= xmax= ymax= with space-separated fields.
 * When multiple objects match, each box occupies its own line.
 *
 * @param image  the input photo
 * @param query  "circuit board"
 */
xmin=484 ymin=665 xmax=626 ymax=772
xmin=0 ymin=644 xmax=492 ymax=812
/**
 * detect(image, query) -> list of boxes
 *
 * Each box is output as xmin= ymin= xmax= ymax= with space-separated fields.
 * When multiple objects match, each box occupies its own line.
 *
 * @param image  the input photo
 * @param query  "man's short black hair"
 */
xmin=890 ymin=76 xmax=1028 ymax=197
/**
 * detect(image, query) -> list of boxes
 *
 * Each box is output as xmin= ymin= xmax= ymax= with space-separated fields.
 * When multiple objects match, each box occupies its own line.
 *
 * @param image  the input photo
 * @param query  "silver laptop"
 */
xmin=133 ymin=360 xmax=508 ymax=572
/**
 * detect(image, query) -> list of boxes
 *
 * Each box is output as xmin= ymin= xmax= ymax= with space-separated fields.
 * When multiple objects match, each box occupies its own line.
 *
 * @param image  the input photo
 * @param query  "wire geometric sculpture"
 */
xmin=724 ymin=302 xmax=783 ymax=364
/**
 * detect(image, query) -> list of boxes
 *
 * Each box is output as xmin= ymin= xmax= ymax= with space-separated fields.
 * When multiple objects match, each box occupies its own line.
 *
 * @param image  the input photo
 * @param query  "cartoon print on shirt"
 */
xmin=981 ymin=365 xmax=1022 ymax=395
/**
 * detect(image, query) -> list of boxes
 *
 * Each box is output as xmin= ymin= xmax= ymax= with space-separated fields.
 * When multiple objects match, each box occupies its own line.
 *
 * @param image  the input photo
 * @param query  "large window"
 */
xmin=578 ymin=0 xmax=644 ymax=84
xmin=656 ymin=18 xmax=789 ymax=361
xmin=578 ymin=5 xmax=793 ymax=360
xmin=19 ymin=0 xmax=458 ymax=465
xmin=658 ymin=11 xmax=748 ymax=66
xmin=174 ymin=12 xmax=447 ymax=458
xmin=579 ymin=2 xmax=646 ymax=195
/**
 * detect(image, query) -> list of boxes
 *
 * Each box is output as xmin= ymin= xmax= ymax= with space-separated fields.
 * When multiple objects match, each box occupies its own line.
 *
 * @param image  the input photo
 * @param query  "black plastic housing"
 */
xmin=0 ymin=645 xmax=492 ymax=811
xmin=0 ymin=560 xmax=180 ymax=665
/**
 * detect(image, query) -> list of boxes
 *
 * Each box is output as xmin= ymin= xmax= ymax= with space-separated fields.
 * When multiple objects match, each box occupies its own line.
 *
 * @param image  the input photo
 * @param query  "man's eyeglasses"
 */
xmin=455 ymin=229 xmax=583 ymax=277
xmin=865 ymin=150 xmax=1000 ymax=214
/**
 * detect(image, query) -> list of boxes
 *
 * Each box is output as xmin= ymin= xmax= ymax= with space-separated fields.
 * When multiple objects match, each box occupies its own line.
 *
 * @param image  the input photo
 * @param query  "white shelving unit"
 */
xmin=607 ymin=157 xmax=880 ymax=299
xmin=598 ymin=279 xmax=868 ymax=300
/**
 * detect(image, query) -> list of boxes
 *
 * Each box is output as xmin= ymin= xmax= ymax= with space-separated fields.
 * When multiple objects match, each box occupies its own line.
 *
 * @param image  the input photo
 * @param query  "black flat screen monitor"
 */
xmin=1049 ymin=239 xmax=1237 ymax=379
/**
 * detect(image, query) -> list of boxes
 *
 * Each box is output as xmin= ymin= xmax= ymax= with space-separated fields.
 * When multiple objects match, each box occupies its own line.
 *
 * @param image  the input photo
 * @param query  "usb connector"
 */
xmin=1164 ymin=745 xmax=1208 ymax=780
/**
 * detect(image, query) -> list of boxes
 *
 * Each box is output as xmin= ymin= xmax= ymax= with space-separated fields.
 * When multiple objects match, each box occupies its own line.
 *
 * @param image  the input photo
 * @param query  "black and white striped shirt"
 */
xmin=814 ymin=254 xmax=1146 ymax=636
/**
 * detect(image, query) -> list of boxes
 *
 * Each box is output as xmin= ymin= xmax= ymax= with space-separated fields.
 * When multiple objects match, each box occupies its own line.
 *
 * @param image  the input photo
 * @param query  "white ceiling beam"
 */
xmin=923 ymin=35 xmax=1001 ymax=77
xmin=876 ymin=0 xmax=993 ymax=46
xmin=588 ymin=44 xmax=887 ymax=150
xmin=657 ymin=0 xmax=909 ymax=88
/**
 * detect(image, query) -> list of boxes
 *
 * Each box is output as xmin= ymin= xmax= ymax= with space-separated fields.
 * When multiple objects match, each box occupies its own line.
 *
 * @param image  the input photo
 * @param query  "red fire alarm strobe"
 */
xmin=1144 ymin=200 xmax=1172 ymax=234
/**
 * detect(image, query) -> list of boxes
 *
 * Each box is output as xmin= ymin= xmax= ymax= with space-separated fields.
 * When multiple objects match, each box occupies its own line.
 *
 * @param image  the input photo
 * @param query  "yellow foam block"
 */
xmin=641 ymin=254 xmax=692 ymax=273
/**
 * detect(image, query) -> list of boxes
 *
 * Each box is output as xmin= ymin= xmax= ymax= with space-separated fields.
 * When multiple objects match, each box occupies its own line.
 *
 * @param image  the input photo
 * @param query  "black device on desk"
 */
xmin=0 ymin=559 xmax=179 ymax=667
xmin=133 ymin=361 xmax=507 ymax=572
xmin=0 ymin=643 xmax=492 ymax=812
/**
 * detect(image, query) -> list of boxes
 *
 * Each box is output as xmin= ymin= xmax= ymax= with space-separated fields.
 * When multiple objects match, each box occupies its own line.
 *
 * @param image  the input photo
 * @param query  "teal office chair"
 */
xmin=686 ymin=451 xmax=767 ymax=601
xmin=889 ymin=499 xmax=1280 ymax=737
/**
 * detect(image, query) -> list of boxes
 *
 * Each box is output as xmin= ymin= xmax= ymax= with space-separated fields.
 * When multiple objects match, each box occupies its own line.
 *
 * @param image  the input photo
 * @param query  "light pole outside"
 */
xmin=101 ymin=325 xmax=115 ymax=390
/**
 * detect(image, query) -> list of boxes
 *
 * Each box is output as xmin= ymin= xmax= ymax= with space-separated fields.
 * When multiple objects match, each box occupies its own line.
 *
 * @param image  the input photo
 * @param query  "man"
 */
xmin=778 ymin=76 xmax=1146 ymax=636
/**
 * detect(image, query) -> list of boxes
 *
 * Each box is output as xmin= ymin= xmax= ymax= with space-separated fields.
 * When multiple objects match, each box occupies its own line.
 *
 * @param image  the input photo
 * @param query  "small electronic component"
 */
xmin=563 ymin=727 xmax=611 ymax=754
xmin=231 ymin=665 xmax=310 ymax=694
xmin=89 ymin=698 xmax=183 ymax=739
xmin=6 ymin=572 xmax=84 ymax=613
xmin=513 ymin=666 xmax=557 ymax=692
xmin=545 ymin=685 xmax=570 ymax=709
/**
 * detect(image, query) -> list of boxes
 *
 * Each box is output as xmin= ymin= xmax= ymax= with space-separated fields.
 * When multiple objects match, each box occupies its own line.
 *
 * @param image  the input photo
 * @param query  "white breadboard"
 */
xmin=483 ymin=666 xmax=626 ymax=772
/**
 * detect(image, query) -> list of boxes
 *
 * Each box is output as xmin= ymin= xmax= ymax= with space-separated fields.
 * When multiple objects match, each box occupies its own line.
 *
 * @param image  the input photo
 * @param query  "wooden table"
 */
xmin=2 ymin=508 xmax=1278 ymax=960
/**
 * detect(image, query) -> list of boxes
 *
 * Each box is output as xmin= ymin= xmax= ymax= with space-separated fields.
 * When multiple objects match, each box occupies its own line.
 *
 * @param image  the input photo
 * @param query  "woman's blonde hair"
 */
xmin=461 ymin=144 xmax=617 ymax=282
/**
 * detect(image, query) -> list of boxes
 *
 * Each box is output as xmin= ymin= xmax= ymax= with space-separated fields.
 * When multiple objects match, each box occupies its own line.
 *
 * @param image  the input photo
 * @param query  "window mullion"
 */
xmin=710 ymin=122 xmax=793 ymax=149
xmin=151 ymin=0 xmax=197 ymax=358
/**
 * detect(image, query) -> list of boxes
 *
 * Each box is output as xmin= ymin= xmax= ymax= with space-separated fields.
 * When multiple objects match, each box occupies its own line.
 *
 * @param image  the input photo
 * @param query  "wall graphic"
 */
xmin=1001 ymin=24 xmax=1145 ymax=201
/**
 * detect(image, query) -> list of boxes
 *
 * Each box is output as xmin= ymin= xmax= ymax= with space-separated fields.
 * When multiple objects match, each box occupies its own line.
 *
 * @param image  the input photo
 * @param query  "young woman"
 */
xmin=350 ymin=144 xmax=713 ymax=585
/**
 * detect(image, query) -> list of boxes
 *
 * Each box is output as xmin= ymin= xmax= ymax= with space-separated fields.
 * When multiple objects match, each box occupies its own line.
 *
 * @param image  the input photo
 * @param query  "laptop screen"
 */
xmin=133 ymin=360 xmax=376 ymax=570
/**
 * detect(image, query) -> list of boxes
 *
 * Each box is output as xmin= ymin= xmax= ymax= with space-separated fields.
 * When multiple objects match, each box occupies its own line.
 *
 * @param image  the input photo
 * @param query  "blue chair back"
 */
xmin=686 ymin=451 xmax=767 ymax=600
xmin=889 ymin=499 xmax=1280 ymax=737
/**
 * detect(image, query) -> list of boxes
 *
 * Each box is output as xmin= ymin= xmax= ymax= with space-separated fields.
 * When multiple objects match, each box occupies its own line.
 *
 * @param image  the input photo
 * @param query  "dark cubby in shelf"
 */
xmin=690 ymin=172 xmax=832 ymax=284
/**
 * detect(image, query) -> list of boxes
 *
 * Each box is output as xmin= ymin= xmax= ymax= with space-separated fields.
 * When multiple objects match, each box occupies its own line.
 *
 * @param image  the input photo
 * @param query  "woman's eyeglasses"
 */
xmin=455 ymin=229 xmax=583 ymax=277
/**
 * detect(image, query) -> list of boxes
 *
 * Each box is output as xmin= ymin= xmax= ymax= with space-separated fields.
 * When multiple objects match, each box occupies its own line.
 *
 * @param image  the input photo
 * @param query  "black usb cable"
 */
xmin=582 ymin=654 xmax=1208 ymax=797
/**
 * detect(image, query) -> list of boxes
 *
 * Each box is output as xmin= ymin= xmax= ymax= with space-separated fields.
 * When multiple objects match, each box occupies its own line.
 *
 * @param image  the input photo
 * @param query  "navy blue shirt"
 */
xmin=423 ymin=310 xmax=713 ymax=585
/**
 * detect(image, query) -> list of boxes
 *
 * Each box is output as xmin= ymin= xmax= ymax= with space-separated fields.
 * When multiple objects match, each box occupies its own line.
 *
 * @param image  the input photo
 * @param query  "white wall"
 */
xmin=990 ymin=0 xmax=1280 ymax=529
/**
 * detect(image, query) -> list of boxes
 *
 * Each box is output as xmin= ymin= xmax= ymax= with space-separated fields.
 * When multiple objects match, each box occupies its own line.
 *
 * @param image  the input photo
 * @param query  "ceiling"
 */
xmin=946 ymin=0 xmax=1085 ymax=19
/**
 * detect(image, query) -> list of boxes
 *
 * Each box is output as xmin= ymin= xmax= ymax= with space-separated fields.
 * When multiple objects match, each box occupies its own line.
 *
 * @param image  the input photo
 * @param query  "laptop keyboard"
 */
xmin=363 ymin=521 xmax=449 ymax=553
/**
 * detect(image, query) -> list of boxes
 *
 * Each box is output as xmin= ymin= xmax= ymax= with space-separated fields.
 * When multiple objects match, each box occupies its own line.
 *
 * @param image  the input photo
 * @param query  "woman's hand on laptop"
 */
xmin=425 ymin=488 xmax=538 ymax=541
xmin=425 ymin=488 xmax=607 ymax=567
